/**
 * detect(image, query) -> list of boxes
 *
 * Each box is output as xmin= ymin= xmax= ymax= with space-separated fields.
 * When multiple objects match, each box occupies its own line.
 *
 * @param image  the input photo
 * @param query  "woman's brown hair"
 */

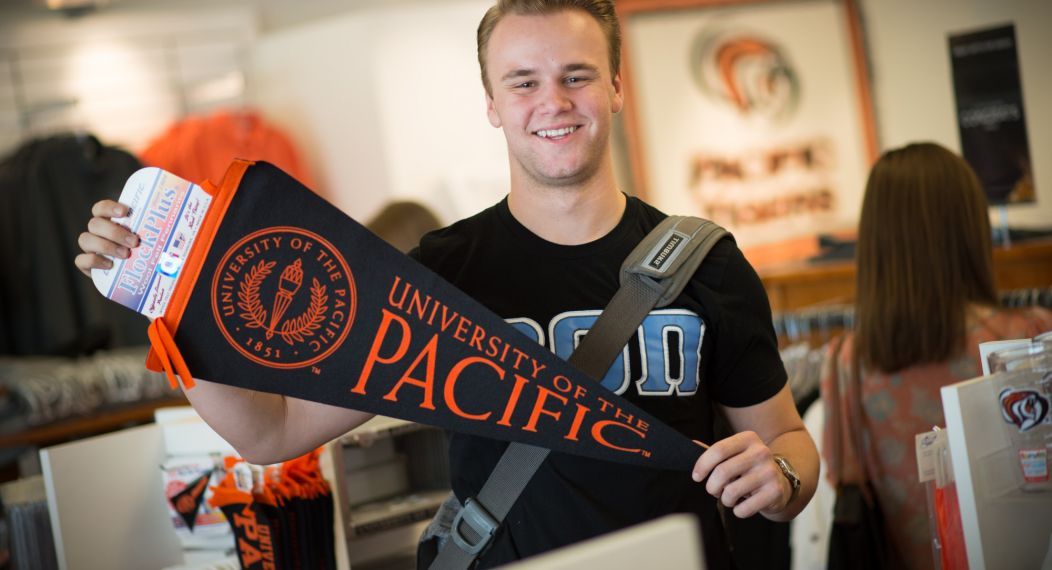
xmin=855 ymin=142 xmax=997 ymax=373
xmin=366 ymin=201 xmax=442 ymax=254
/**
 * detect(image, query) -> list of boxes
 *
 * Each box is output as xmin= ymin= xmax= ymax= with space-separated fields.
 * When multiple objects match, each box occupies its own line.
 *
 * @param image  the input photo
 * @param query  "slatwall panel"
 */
xmin=0 ymin=54 xmax=22 ymax=156
xmin=0 ymin=10 xmax=254 ymax=158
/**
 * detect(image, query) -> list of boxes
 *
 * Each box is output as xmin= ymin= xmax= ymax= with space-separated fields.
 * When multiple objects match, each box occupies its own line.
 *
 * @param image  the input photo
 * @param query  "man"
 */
xmin=76 ymin=1 xmax=817 ymax=567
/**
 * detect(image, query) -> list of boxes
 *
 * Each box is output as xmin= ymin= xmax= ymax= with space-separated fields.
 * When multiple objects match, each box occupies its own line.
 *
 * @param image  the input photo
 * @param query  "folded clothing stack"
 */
xmin=0 ymin=346 xmax=174 ymax=432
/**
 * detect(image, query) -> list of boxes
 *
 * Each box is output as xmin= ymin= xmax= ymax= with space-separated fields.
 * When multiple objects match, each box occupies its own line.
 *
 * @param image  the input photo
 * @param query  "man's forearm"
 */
xmin=181 ymin=377 xmax=373 ymax=464
xmin=183 ymin=378 xmax=291 ymax=463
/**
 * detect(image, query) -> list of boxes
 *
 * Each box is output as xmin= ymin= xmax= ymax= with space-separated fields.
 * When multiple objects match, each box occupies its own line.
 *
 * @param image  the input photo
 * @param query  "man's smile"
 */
xmin=533 ymin=125 xmax=580 ymax=139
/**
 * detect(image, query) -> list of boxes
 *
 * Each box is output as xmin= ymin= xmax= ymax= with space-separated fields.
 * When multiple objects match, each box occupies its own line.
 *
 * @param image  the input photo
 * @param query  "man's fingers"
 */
xmin=78 ymin=231 xmax=131 ymax=260
xmin=77 ymin=201 xmax=135 ymax=278
xmin=691 ymin=432 xmax=754 ymax=482
xmin=730 ymin=484 xmax=782 ymax=519
xmin=704 ymin=448 xmax=758 ymax=497
xmin=717 ymin=456 xmax=787 ymax=518
xmin=86 ymin=217 xmax=140 ymax=248
xmin=74 ymin=252 xmax=113 ymax=277
xmin=91 ymin=200 xmax=129 ymax=218
xmin=718 ymin=468 xmax=766 ymax=508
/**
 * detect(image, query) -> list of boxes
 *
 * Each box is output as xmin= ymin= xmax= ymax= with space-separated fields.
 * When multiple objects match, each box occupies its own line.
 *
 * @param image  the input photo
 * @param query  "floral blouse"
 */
xmin=820 ymin=306 xmax=1052 ymax=569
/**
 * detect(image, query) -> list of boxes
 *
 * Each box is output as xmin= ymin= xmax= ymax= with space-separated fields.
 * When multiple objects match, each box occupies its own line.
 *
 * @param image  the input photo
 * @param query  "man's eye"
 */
xmin=514 ymin=81 xmax=536 ymax=89
xmin=565 ymin=76 xmax=590 ymax=85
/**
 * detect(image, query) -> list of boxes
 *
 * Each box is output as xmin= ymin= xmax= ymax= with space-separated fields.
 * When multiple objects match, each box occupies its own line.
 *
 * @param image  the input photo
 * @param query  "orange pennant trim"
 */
xmin=147 ymin=318 xmax=196 ymax=390
xmin=145 ymin=159 xmax=254 ymax=387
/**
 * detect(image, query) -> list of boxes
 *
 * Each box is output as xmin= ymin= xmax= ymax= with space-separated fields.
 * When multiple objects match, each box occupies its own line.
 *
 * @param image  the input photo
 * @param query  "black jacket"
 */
xmin=0 ymin=134 xmax=148 ymax=356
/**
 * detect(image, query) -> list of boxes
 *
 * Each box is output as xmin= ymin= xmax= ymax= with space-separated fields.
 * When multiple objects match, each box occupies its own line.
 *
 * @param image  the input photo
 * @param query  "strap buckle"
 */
xmin=450 ymin=497 xmax=498 ymax=555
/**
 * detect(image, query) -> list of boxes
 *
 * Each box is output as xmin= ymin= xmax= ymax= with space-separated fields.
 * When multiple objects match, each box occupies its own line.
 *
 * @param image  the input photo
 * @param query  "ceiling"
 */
xmin=0 ymin=0 xmax=430 ymax=33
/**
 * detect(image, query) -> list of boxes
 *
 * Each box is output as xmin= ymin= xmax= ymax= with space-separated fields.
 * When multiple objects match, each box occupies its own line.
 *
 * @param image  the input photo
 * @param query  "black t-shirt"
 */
xmin=411 ymin=196 xmax=786 ymax=568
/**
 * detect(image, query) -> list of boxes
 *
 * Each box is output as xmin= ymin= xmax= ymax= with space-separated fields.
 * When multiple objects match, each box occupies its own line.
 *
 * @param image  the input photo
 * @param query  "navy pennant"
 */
xmin=134 ymin=161 xmax=701 ymax=471
xmin=169 ymin=468 xmax=212 ymax=532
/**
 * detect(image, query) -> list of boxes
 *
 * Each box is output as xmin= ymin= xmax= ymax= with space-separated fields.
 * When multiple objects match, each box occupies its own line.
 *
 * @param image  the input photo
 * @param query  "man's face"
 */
xmin=484 ymin=10 xmax=623 ymax=189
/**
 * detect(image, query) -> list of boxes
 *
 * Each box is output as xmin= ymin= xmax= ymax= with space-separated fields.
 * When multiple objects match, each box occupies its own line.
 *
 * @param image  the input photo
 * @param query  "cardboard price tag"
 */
xmin=915 ymin=428 xmax=948 ymax=485
xmin=91 ymin=168 xmax=213 ymax=319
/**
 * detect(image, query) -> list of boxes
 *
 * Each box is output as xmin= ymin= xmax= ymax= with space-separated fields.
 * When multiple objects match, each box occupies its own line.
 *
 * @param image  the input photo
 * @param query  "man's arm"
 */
xmin=77 ymin=200 xmax=375 ymax=464
xmin=184 ymin=379 xmax=373 ymax=464
xmin=691 ymin=384 xmax=818 ymax=522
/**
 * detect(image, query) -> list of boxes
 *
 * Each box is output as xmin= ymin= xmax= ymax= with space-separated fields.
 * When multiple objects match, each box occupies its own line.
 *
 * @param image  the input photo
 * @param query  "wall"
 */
xmin=861 ymin=0 xmax=1052 ymax=229
xmin=2 ymin=0 xmax=1047 ymax=231
xmin=249 ymin=0 xmax=509 ymax=224
xmin=0 ymin=4 xmax=255 ymax=158
xmin=250 ymin=0 xmax=1052 ymax=232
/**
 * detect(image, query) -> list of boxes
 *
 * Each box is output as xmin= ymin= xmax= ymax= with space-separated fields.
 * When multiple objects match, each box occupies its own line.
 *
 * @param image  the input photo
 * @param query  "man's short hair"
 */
xmin=477 ymin=0 xmax=621 ymax=95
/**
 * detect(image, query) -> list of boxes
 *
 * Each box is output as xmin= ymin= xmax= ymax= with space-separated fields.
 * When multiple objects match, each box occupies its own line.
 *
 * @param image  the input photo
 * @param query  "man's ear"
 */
xmin=611 ymin=72 xmax=624 ymax=114
xmin=485 ymin=92 xmax=502 ymax=128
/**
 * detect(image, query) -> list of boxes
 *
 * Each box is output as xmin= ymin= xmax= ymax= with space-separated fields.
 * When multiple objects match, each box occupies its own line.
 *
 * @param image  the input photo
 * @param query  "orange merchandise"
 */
xmin=140 ymin=110 xmax=314 ymax=188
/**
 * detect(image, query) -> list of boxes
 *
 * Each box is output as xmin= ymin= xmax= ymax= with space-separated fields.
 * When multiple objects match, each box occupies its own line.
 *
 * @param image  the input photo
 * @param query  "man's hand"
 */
xmin=75 ymin=199 xmax=140 ymax=277
xmin=691 ymin=431 xmax=791 ymax=519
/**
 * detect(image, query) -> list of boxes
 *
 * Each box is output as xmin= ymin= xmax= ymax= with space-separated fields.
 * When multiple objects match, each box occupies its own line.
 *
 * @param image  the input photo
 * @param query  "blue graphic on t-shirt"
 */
xmin=506 ymin=309 xmax=704 ymax=396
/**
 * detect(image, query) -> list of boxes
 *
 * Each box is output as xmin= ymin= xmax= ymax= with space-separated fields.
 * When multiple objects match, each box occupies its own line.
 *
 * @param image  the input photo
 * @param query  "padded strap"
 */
xmin=431 ymin=216 xmax=729 ymax=569
xmin=620 ymin=216 xmax=728 ymax=308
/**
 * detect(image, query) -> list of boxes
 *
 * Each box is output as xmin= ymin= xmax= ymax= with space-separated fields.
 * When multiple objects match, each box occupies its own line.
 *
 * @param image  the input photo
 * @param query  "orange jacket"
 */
xmin=140 ymin=110 xmax=314 ymax=188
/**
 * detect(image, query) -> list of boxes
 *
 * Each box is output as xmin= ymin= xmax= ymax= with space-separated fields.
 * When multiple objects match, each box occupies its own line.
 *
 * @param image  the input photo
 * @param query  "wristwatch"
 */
xmin=772 ymin=454 xmax=801 ymax=507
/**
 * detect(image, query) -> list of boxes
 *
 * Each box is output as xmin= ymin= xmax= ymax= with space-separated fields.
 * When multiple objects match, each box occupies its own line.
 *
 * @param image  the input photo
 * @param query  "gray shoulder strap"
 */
xmin=429 ymin=215 xmax=728 ymax=570
xmin=620 ymin=216 xmax=729 ymax=308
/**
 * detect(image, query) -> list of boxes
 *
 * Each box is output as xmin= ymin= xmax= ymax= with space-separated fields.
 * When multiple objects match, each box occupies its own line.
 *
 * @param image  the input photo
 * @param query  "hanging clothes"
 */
xmin=139 ymin=109 xmax=314 ymax=188
xmin=0 ymin=134 xmax=148 ymax=356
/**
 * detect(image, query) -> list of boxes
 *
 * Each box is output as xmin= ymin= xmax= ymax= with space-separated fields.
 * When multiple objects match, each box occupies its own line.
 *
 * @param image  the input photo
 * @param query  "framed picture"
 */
xmin=616 ymin=0 xmax=877 ymax=265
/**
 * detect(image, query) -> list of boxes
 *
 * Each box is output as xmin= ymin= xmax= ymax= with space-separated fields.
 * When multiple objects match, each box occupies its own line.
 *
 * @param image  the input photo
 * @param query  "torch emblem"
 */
xmin=267 ymin=259 xmax=304 ymax=339
xmin=237 ymin=258 xmax=329 ymax=346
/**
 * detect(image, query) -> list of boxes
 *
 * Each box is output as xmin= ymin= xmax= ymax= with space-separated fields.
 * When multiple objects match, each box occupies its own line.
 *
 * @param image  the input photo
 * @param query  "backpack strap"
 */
xmin=574 ymin=216 xmax=729 ymax=374
xmin=621 ymin=216 xmax=729 ymax=307
xmin=430 ymin=216 xmax=729 ymax=569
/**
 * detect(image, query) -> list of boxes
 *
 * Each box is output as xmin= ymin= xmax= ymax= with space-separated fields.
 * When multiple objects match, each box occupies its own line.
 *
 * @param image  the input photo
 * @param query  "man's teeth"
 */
xmin=536 ymin=126 xmax=577 ymax=138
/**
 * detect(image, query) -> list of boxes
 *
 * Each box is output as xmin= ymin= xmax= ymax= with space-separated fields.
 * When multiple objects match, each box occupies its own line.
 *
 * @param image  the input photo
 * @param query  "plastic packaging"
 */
xmin=989 ymin=342 xmax=1052 ymax=492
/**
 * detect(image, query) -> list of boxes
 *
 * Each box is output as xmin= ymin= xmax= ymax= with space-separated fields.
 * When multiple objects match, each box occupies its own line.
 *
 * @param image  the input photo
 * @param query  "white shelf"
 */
xmin=942 ymin=375 xmax=1052 ymax=569
xmin=339 ymin=416 xmax=432 ymax=447
xmin=328 ymin=418 xmax=451 ymax=569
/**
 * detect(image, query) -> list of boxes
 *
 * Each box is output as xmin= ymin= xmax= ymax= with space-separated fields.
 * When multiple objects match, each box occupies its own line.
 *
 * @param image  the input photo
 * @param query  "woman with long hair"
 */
xmin=821 ymin=142 xmax=1052 ymax=568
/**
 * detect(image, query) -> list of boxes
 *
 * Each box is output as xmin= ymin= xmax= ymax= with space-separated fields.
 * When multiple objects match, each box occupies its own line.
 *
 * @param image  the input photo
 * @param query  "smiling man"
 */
xmin=411 ymin=1 xmax=818 ymax=567
xmin=75 ymin=1 xmax=817 ymax=568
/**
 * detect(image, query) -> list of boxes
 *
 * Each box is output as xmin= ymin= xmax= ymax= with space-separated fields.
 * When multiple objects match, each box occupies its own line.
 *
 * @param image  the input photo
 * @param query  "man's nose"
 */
xmin=537 ymin=83 xmax=573 ymax=114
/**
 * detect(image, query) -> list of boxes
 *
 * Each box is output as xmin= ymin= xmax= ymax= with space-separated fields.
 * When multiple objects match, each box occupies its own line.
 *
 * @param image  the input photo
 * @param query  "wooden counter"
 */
xmin=759 ymin=237 xmax=1052 ymax=313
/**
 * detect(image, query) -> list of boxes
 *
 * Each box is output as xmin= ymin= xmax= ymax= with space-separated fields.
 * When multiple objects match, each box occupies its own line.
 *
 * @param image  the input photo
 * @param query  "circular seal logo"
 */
xmin=211 ymin=226 xmax=356 ymax=369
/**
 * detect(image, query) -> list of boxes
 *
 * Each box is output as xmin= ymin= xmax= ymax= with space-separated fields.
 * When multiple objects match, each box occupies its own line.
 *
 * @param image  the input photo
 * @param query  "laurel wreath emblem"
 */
xmin=238 ymin=260 xmax=274 ymax=329
xmin=237 ymin=260 xmax=329 ymax=346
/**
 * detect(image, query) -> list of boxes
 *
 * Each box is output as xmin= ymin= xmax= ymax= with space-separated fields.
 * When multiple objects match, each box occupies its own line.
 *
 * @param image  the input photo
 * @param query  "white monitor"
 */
xmin=40 ymin=423 xmax=184 ymax=570
xmin=500 ymin=513 xmax=705 ymax=570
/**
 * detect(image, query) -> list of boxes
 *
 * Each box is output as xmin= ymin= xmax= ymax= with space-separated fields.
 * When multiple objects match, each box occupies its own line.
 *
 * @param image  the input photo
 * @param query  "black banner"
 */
xmin=149 ymin=161 xmax=702 ymax=471
xmin=168 ymin=468 xmax=212 ymax=531
xmin=949 ymin=24 xmax=1035 ymax=205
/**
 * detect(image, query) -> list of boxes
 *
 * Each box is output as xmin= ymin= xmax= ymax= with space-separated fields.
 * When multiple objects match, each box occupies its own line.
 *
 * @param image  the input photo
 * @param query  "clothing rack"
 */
xmin=773 ymin=285 xmax=1052 ymax=346
xmin=998 ymin=286 xmax=1052 ymax=309
xmin=773 ymin=305 xmax=854 ymax=347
